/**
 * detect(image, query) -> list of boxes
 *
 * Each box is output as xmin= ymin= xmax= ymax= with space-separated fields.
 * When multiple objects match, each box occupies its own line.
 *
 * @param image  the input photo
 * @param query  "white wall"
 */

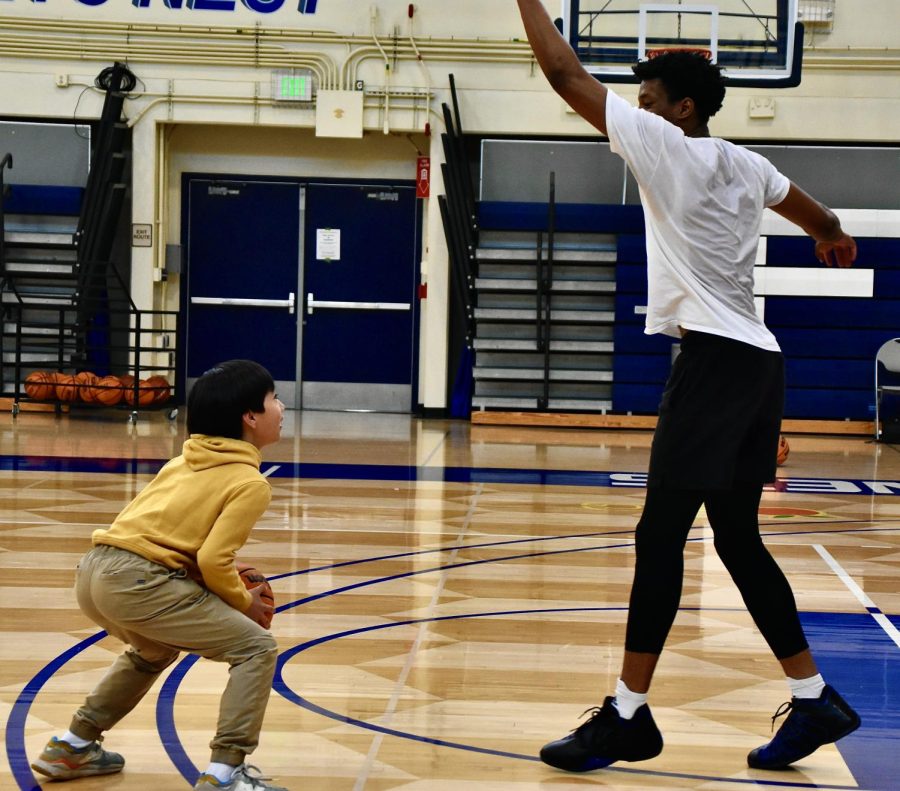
xmin=0 ymin=0 xmax=897 ymax=408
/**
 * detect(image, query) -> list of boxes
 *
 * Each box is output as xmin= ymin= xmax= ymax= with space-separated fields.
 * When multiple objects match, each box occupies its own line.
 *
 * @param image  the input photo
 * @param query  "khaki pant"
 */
xmin=70 ymin=544 xmax=277 ymax=766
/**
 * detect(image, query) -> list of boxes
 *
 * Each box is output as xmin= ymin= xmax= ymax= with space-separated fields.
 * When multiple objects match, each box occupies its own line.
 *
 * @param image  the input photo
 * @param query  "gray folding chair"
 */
xmin=875 ymin=337 xmax=900 ymax=440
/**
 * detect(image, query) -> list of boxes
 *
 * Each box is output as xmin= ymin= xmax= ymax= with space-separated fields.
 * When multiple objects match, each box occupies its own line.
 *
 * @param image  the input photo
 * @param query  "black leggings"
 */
xmin=624 ymin=486 xmax=809 ymax=660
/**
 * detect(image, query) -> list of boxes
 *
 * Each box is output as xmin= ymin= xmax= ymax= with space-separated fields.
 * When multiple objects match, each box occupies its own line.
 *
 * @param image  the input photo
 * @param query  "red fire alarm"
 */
xmin=416 ymin=156 xmax=430 ymax=199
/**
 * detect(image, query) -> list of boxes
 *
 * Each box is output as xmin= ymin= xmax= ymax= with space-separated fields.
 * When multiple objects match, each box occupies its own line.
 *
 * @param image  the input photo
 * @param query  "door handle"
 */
xmin=306 ymin=292 xmax=410 ymax=315
xmin=191 ymin=293 xmax=295 ymax=315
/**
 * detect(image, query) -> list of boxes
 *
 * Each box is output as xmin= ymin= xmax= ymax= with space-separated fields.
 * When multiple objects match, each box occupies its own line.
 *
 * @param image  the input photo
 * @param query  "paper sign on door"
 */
xmin=316 ymin=228 xmax=341 ymax=261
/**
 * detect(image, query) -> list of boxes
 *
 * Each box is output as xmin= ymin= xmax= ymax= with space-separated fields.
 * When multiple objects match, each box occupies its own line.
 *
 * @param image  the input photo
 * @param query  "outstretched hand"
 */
xmin=815 ymin=233 xmax=856 ymax=268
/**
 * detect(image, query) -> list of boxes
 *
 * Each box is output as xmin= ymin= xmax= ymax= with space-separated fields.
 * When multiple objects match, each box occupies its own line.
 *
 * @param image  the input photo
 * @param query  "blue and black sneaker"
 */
xmin=539 ymin=697 xmax=663 ymax=772
xmin=748 ymin=685 xmax=861 ymax=770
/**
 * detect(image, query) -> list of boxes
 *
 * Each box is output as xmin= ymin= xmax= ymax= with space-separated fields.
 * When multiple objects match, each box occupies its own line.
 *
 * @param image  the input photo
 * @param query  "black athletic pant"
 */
xmin=624 ymin=485 xmax=809 ymax=660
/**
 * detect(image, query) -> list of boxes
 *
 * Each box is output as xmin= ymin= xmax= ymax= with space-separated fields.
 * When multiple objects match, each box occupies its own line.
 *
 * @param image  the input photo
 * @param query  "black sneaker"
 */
xmin=748 ymin=685 xmax=861 ymax=770
xmin=539 ymin=697 xmax=663 ymax=772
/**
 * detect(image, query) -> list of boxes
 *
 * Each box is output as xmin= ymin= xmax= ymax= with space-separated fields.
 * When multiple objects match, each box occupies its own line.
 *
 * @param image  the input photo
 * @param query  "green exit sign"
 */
xmin=272 ymin=69 xmax=314 ymax=102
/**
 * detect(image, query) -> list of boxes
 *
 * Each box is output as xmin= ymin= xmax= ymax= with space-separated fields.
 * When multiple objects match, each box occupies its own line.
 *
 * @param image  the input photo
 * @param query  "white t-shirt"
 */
xmin=605 ymin=89 xmax=790 ymax=351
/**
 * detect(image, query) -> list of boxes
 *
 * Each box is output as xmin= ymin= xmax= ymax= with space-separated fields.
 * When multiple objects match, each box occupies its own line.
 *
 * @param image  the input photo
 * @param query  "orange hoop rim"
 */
xmin=645 ymin=47 xmax=713 ymax=61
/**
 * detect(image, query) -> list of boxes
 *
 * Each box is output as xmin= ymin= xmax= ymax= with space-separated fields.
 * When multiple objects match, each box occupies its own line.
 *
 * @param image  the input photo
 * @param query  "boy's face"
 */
xmin=638 ymin=78 xmax=693 ymax=128
xmin=245 ymin=391 xmax=284 ymax=449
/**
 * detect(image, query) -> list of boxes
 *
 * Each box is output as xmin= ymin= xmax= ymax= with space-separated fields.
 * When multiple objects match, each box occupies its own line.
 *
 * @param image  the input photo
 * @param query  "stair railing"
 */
xmin=0 ymin=152 xmax=12 ymax=277
xmin=538 ymin=172 xmax=556 ymax=410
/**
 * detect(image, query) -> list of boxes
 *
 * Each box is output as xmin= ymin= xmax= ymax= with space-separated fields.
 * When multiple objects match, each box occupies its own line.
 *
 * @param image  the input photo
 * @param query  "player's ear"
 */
xmin=242 ymin=410 xmax=257 ymax=429
xmin=677 ymin=96 xmax=695 ymax=120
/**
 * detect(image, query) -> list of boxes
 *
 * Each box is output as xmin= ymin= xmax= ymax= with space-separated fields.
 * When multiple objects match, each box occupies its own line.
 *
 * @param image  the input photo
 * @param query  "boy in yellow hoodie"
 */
xmin=32 ymin=359 xmax=288 ymax=791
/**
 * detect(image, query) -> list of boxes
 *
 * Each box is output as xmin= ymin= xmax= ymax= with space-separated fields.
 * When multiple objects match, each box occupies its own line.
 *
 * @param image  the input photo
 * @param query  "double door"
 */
xmin=184 ymin=178 xmax=420 ymax=411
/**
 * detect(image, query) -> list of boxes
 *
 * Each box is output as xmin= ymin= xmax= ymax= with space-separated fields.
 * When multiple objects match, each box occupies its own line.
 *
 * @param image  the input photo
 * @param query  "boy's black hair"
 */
xmin=632 ymin=51 xmax=726 ymax=123
xmin=187 ymin=359 xmax=275 ymax=440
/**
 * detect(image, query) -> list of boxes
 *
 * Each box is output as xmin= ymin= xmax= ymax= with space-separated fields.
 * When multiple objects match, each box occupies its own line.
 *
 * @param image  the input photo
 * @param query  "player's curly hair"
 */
xmin=632 ymin=51 xmax=726 ymax=123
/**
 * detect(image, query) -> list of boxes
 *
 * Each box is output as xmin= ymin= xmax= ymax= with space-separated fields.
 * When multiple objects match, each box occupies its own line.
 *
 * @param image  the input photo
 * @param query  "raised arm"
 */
xmin=770 ymin=183 xmax=857 ymax=267
xmin=516 ymin=0 xmax=609 ymax=134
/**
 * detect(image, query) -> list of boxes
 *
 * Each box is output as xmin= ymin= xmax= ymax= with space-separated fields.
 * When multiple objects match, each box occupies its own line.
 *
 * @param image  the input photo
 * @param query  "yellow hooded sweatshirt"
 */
xmin=92 ymin=435 xmax=271 ymax=612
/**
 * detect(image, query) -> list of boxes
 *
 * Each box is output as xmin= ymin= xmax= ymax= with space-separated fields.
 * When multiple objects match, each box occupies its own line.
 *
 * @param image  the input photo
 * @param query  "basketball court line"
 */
xmin=4 ymin=453 xmax=897 ymax=788
xmin=813 ymin=544 xmax=900 ymax=649
xmin=418 ymin=429 xmax=451 ymax=467
xmin=272 ymin=611 xmax=866 ymax=791
xmin=2 ymin=453 xmax=900 ymax=495
xmin=262 ymin=523 xmax=900 ymax=587
xmin=7 ymin=523 xmax=896 ymax=790
xmin=350 ymin=482 xmax=484 ymax=791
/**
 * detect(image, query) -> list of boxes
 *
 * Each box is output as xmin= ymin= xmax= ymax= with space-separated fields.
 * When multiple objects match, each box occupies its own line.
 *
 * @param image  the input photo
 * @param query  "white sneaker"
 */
xmin=193 ymin=764 xmax=289 ymax=791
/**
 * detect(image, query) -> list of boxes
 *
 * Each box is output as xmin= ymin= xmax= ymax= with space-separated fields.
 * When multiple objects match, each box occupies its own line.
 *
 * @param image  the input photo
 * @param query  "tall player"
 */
xmin=515 ymin=0 xmax=861 ymax=774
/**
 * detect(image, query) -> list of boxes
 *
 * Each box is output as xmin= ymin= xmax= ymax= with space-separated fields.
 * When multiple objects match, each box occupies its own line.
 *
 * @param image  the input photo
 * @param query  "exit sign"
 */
xmin=272 ymin=69 xmax=314 ymax=102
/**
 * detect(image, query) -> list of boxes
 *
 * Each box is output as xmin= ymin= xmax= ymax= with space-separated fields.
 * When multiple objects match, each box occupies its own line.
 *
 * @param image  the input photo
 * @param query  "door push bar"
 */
xmin=191 ymin=292 xmax=295 ymax=314
xmin=306 ymin=293 xmax=411 ymax=315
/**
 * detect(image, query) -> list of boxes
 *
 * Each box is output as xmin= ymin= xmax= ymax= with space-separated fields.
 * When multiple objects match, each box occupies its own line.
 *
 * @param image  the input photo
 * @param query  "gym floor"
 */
xmin=2 ymin=408 xmax=898 ymax=790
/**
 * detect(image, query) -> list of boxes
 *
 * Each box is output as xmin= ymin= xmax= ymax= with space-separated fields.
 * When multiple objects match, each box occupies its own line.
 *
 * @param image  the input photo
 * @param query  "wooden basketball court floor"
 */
xmin=2 ymin=409 xmax=898 ymax=791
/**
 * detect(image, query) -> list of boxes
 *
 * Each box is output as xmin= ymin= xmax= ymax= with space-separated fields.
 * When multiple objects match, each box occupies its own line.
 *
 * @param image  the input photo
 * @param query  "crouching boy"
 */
xmin=32 ymin=360 xmax=289 ymax=791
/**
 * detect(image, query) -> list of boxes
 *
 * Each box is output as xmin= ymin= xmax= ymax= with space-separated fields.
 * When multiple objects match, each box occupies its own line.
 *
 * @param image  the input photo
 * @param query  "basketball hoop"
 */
xmin=645 ymin=47 xmax=714 ymax=61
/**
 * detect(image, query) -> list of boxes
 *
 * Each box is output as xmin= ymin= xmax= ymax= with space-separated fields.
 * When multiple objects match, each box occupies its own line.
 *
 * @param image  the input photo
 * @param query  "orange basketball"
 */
xmin=92 ymin=375 xmax=124 ymax=406
xmin=119 ymin=374 xmax=136 ymax=405
xmin=776 ymin=435 xmax=790 ymax=466
xmin=236 ymin=562 xmax=275 ymax=629
xmin=145 ymin=375 xmax=171 ymax=404
xmin=126 ymin=380 xmax=157 ymax=407
xmin=24 ymin=371 xmax=55 ymax=400
xmin=74 ymin=371 xmax=99 ymax=403
xmin=122 ymin=377 xmax=140 ymax=405
xmin=55 ymin=374 xmax=79 ymax=402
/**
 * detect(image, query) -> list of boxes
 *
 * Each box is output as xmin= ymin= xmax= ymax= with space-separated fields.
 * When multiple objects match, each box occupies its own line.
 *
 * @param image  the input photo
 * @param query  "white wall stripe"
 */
xmin=813 ymin=544 xmax=900 ymax=650
xmin=755 ymin=236 xmax=768 ymax=267
xmin=754 ymin=296 xmax=766 ymax=321
xmin=762 ymin=208 xmax=900 ymax=238
xmin=753 ymin=266 xmax=874 ymax=297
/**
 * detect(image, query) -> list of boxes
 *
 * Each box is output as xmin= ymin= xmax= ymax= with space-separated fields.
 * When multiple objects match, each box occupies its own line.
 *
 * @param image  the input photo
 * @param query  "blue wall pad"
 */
xmin=614 ymin=262 xmax=648 ymax=293
xmin=4 ymin=184 xmax=84 ymax=216
xmin=478 ymin=202 xmax=644 ymax=233
xmin=777 ymin=328 xmax=900 ymax=359
xmin=614 ymin=354 xmax=672 ymax=383
xmin=766 ymin=298 xmax=900 ymax=329
xmin=784 ymin=388 xmax=874 ymax=419
xmin=613 ymin=325 xmax=674 ymax=354
xmin=616 ymin=234 xmax=647 ymax=263
xmin=786 ymin=358 xmax=871 ymax=388
xmin=767 ymin=236 xmax=900 ymax=268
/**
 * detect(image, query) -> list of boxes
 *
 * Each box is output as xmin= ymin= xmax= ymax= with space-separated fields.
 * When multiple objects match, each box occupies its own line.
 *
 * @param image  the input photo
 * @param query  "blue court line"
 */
xmin=4 ymin=631 xmax=108 ymax=791
xmin=1 ymin=453 xmax=899 ymax=496
xmin=7 ymin=529 xmax=898 ymax=789
xmin=264 ymin=523 xmax=899 ymax=585
xmin=156 ymin=653 xmax=203 ymax=787
xmin=801 ymin=612 xmax=900 ymax=791
xmin=272 ymin=610 xmax=873 ymax=790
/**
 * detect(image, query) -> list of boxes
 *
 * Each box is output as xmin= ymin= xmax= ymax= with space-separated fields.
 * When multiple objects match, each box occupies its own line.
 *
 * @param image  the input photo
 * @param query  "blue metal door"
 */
xmin=185 ymin=179 xmax=300 ymax=401
xmin=301 ymin=183 xmax=419 ymax=412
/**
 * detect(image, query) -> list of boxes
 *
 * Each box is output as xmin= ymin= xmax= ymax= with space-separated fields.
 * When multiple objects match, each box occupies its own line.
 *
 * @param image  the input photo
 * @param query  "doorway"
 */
xmin=183 ymin=176 xmax=420 ymax=411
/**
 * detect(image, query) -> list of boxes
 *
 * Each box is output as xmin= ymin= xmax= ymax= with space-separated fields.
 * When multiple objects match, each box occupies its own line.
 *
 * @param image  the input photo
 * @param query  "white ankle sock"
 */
xmin=205 ymin=762 xmax=237 ymax=783
xmin=612 ymin=678 xmax=648 ymax=720
xmin=60 ymin=731 xmax=91 ymax=749
xmin=789 ymin=673 xmax=826 ymax=699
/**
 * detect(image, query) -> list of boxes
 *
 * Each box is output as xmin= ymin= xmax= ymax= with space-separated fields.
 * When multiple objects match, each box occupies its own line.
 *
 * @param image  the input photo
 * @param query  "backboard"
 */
xmin=562 ymin=0 xmax=802 ymax=87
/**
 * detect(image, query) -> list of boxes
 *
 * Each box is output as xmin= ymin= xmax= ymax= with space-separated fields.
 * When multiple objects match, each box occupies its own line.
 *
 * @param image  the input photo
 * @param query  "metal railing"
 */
xmin=0 ymin=152 xmax=12 ymax=277
xmin=538 ymin=172 xmax=556 ymax=410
